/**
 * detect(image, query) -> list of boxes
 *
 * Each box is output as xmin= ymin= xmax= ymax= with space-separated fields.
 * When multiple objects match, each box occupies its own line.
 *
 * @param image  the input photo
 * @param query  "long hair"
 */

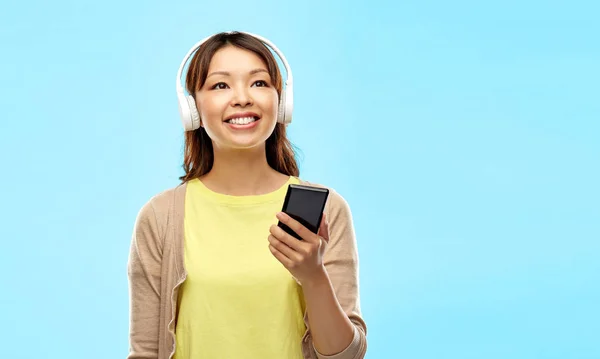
xmin=179 ymin=32 xmax=299 ymax=183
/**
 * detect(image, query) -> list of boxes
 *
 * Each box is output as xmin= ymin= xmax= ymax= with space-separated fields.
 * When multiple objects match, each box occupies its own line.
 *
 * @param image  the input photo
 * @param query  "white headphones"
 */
xmin=176 ymin=31 xmax=294 ymax=131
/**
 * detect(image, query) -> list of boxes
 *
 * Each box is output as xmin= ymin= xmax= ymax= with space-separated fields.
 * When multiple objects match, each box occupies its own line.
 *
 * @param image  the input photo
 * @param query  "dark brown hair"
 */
xmin=179 ymin=31 xmax=299 ymax=183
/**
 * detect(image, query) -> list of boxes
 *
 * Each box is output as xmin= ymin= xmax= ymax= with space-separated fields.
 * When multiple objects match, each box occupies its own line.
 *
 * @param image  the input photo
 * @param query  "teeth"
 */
xmin=229 ymin=116 xmax=256 ymax=125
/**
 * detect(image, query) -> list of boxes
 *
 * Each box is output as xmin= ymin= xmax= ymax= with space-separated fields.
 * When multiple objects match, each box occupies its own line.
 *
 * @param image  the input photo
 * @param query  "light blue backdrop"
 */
xmin=1 ymin=0 xmax=598 ymax=358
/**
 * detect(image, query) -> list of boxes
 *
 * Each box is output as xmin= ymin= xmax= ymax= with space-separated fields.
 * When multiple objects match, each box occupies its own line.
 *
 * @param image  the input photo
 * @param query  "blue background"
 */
xmin=1 ymin=0 xmax=598 ymax=358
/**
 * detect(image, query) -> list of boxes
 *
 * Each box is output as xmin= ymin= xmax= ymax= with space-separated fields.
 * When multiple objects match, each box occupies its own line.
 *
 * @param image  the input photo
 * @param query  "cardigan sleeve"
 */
xmin=127 ymin=199 xmax=164 ymax=359
xmin=312 ymin=189 xmax=368 ymax=359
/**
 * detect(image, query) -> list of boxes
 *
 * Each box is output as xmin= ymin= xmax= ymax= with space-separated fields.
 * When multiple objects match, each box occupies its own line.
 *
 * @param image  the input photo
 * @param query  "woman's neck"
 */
xmin=199 ymin=146 xmax=290 ymax=196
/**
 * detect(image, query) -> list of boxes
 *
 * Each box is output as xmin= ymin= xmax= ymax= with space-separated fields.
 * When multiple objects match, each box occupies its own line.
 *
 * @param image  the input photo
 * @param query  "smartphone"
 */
xmin=278 ymin=184 xmax=330 ymax=240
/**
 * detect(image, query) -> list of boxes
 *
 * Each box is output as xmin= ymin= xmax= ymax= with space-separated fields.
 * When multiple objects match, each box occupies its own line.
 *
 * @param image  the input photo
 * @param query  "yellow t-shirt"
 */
xmin=174 ymin=176 xmax=306 ymax=359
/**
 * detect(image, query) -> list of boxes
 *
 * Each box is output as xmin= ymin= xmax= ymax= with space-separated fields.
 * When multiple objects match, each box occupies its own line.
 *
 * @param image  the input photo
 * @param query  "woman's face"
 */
xmin=195 ymin=45 xmax=279 ymax=151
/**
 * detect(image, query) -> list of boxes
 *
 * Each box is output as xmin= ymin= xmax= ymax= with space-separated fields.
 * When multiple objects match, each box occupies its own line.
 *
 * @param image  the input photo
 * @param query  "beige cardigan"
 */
xmin=127 ymin=179 xmax=367 ymax=359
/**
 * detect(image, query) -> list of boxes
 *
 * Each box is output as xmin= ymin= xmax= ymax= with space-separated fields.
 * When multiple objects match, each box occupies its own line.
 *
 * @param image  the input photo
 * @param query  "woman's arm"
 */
xmin=302 ymin=266 xmax=361 ymax=357
xmin=306 ymin=191 xmax=367 ymax=358
xmin=269 ymin=189 xmax=367 ymax=359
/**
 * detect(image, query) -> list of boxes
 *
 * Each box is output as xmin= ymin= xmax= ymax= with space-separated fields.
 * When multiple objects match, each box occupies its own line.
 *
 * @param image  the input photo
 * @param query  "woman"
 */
xmin=127 ymin=31 xmax=367 ymax=359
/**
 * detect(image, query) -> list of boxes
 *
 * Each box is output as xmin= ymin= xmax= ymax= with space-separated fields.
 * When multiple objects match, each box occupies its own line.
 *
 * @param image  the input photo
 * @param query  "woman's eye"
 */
xmin=253 ymin=80 xmax=268 ymax=87
xmin=211 ymin=82 xmax=228 ymax=90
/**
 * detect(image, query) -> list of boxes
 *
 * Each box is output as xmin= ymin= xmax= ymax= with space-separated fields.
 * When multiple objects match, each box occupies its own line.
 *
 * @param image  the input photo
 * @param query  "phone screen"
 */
xmin=279 ymin=185 xmax=329 ymax=239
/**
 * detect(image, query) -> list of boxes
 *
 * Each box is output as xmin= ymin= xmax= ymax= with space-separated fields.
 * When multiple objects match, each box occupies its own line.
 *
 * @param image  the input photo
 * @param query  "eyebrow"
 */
xmin=206 ymin=68 xmax=268 ymax=78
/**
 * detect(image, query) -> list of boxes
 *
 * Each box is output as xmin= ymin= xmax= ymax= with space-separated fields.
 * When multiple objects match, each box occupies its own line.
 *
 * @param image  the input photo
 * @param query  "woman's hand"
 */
xmin=268 ymin=212 xmax=329 ymax=285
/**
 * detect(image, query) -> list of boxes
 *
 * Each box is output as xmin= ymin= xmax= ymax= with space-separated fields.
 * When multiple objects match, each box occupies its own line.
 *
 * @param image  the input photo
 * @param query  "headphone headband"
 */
xmin=176 ymin=31 xmax=294 ymax=131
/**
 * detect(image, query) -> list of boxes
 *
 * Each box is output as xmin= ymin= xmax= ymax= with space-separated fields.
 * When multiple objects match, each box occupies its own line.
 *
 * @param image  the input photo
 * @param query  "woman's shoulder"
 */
xmin=136 ymin=183 xmax=187 ymax=222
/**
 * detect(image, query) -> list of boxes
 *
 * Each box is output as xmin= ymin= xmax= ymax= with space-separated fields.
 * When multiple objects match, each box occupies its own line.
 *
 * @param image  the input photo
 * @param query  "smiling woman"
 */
xmin=179 ymin=32 xmax=296 ymax=183
xmin=127 ymin=31 xmax=367 ymax=359
xmin=191 ymin=45 xmax=279 ymax=152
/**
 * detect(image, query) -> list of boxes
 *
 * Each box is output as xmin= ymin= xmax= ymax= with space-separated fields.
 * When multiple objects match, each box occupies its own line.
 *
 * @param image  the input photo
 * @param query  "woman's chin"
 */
xmin=221 ymin=134 xmax=271 ymax=151
xmin=222 ymin=122 xmax=275 ymax=149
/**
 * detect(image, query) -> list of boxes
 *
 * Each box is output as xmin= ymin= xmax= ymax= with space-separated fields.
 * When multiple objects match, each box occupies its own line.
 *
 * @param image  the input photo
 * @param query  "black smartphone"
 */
xmin=278 ymin=184 xmax=330 ymax=240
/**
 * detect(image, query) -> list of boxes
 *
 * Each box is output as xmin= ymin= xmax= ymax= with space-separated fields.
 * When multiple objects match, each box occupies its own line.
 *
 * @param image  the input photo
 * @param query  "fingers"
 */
xmin=268 ymin=213 xmax=329 ymax=276
xmin=268 ymin=242 xmax=294 ymax=267
xmin=276 ymin=212 xmax=318 ymax=243
xmin=269 ymin=225 xmax=309 ymax=253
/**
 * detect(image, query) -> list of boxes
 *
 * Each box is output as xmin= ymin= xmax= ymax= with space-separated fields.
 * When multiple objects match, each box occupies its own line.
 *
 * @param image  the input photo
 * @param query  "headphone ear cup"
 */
xmin=178 ymin=94 xmax=191 ymax=131
xmin=284 ymin=86 xmax=293 ymax=125
xmin=277 ymin=90 xmax=287 ymax=124
xmin=277 ymin=84 xmax=293 ymax=125
xmin=187 ymin=96 xmax=201 ymax=130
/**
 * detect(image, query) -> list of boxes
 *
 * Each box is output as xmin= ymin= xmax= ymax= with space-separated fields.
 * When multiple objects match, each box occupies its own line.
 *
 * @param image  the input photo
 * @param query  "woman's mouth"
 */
xmin=225 ymin=116 xmax=259 ymax=125
xmin=224 ymin=116 xmax=260 ymax=129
